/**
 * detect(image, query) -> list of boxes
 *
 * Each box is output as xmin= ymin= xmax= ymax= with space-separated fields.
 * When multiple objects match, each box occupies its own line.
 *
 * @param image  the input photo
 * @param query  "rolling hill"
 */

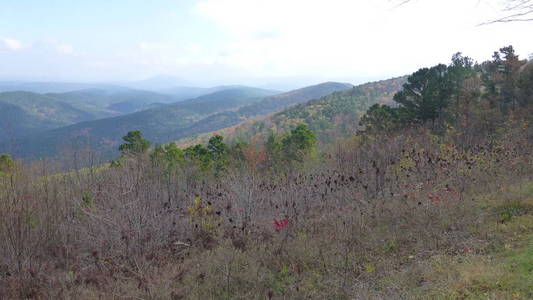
xmin=0 ymin=80 xmax=262 ymax=113
xmin=0 ymin=87 xmax=186 ymax=141
xmin=3 ymin=83 xmax=349 ymax=159
xmin=0 ymin=91 xmax=113 ymax=141
xmin=169 ymin=82 xmax=355 ymax=141
xmin=46 ymin=88 xmax=184 ymax=114
xmin=175 ymin=86 xmax=280 ymax=113
xmin=176 ymin=77 xmax=406 ymax=147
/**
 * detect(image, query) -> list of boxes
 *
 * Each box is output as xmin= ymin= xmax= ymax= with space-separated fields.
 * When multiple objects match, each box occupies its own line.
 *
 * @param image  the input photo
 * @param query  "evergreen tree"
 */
xmin=207 ymin=135 xmax=228 ymax=161
xmin=281 ymin=124 xmax=317 ymax=163
xmin=207 ymin=135 xmax=228 ymax=174
xmin=118 ymin=130 xmax=150 ymax=155
xmin=265 ymin=134 xmax=283 ymax=170
xmin=359 ymin=104 xmax=400 ymax=133
xmin=184 ymin=144 xmax=212 ymax=171
xmin=393 ymin=64 xmax=454 ymax=125
xmin=151 ymin=142 xmax=184 ymax=168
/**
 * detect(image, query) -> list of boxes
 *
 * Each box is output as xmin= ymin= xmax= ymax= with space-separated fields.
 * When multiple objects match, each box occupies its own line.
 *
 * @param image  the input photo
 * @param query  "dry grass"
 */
xmin=0 ymin=125 xmax=532 ymax=299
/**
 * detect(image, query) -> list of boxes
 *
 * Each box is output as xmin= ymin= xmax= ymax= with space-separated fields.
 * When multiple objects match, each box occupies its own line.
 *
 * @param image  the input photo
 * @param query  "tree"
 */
xmin=393 ymin=64 xmax=455 ymax=125
xmin=517 ymin=60 xmax=533 ymax=106
xmin=359 ymin=53 xmax=475 ymax=135
xmin=207 ymin=135 xmax=228 ymax=161
xmin=118 ymin=130 xmax=150 ymax=155
xmin=207 ymin=135 xmax=228 ymax=174
xmin=182 ymin=135 xmax=230 ymax=174
xmin=151 ymin=142 xmax=184 ymax=167
xmin=281 ymin=124 xmax=317 ymax=163
xmin=481 ymin=46 xmax=527 ymax=111
xmin=395 ymin=0 xmax=533 ymax=23
xmin=264 ymin=134 xmax=283 ymax=170
xmin=184 ymin=144 xmax=212 ymax=171
xmin=359 ymin=104 xmax=401 ymax=134
xmin=484 ymin=0 xmax=533 ymax=23
xmin=499 ymin=46 xmax=523 ymax=110
xmin=449 ymin=52 xmax=475 ymax=83
xmin=0 ymin=154 xmax=14 ymax=176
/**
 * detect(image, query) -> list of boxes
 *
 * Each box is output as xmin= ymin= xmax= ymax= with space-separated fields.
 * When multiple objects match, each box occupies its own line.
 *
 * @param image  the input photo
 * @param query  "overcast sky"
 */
xmin=0 ymin=0 xmax=532 ymax=88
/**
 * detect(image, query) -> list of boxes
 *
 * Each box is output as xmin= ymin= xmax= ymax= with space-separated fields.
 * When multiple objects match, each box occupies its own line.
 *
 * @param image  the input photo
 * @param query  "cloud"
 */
xmin=0 ymin=37 xmax=23 ymax=51
xmin=192 ymin=0 xmax=440 ymax=77
xmin=56 ymin=44 xmax=74 ymax=55
xmin=193 ymin=0 xmax=533 ymax=80
xmin=1 ymin=1 xmax=532 ymax=85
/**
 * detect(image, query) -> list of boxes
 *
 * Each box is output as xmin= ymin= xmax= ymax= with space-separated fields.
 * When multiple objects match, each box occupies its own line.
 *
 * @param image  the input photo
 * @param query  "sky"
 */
xmin=0 ymin=0 xmax=532 ymax=88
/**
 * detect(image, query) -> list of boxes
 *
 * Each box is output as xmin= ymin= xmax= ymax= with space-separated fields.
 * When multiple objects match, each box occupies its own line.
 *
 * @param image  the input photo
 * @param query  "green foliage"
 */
xmin=184 ymin=144 xmax=212 ymax=170
xmin=0 ymin=153 xmax=14 ymax=176
xmin=497 ymin=201 xmax=532 ymax=223
xmin=383 ymin=240 xmax=397 ymax=253
xmin=359 ymin=47 xmax=531 ymax=138
xmin=109 ymin=159 xmax=121 ymax=168
xmin=359 ymin=104 xmax=401 ymax=133
xmin=281 ymin=124 xmax=317 ymax=163
xmin=482 ymin=45 xmax=528 ymax=111
xmin=207 ymin=135 xmax=228 ymax=160
xmin=183 ymin=135 xmax=229 ymax=174
xmin=81 ymin=192 xmax=93 ymax=208
xmin=506 ymin=242 xmax=533 ymax=288
xmin=265 ymin=134 xmax=284 ymax=168
xmin=118 ymin=130 xmax=150 ymax=155
xmin=262 ymin=124 xmax=317 ymax=170
xmin=151 ymin=142 xmax=185 ymax=168
xmin=393 ymin=63 xmax=456 ymax=124
xmin=208 ymin=135 xmax=229 ymax=174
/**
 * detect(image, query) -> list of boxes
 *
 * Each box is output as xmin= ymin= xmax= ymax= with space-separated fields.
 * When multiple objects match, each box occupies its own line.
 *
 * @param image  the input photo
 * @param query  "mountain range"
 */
xmin=3 ymin=82 xmax=351 ymax=159
xmin=0 ymin=76 xmax=412 ymax=161
xmin=176 ymin=77 xmax=406 ymax=147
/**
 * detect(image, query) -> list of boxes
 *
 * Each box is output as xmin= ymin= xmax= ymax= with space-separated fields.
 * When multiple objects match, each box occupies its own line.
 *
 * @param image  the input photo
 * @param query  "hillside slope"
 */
xmin=0 ymin=91 xmax=111 ymax=140
xmin=172 ymin=82 xmax=356 ymax=143
xmin=175 ymin=86 xmax=280 ymax=113
xmin=177 ymin=77 xmax=405 ymax=147
xmin=46 ymin=88 xmax=184 ymax=114
xmin=2 ymin=86 xmax=280 ymax=158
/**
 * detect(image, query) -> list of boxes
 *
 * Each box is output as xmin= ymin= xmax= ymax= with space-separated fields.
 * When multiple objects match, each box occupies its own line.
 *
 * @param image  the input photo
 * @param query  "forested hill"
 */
xmin=3 ymin=83 xmax=349 ymax=159
xmin=0 ymin=91 xmax=111 ymax=141
xmin=236 ymin=82 xmax=354 ymax=117
xmin=45 ymin=88 xmax=183 ymax=114
xmin=167 ymin=82 xmax=356 ymax=144
xmin=177 ymin=77 xmax=406 ymax=147
xmin=174 ymin=87 xmax=280 ymax=113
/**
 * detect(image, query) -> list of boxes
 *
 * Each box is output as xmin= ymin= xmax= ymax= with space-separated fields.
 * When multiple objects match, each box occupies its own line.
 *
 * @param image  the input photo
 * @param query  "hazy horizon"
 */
xmin=1 ymin=0 xmax=532 ymax=88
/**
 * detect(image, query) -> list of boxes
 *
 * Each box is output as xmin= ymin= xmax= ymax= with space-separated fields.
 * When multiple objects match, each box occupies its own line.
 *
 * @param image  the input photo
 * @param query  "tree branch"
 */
xmin=393 ymin=0 xmax=533 ymax=23
xmin=480 ymin=7 xmax=533 ymax=24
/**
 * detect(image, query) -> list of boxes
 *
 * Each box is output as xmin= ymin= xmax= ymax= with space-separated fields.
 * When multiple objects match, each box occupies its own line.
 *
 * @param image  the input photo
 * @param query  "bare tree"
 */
xmin=489 ymin=0 xmax=533 ymax=22
xmin=393 ymin=0 xmax=533 ymax=23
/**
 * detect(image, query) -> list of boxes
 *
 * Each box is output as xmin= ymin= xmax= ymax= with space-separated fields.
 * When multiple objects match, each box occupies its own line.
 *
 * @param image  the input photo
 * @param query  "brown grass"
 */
xmin=0 ymin=123 xmax=532 ymax=299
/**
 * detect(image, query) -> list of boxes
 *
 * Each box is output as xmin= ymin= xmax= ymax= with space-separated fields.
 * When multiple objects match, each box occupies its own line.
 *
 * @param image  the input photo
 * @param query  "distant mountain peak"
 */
xmin=130 ymin=75 xmax=191 ymax=91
